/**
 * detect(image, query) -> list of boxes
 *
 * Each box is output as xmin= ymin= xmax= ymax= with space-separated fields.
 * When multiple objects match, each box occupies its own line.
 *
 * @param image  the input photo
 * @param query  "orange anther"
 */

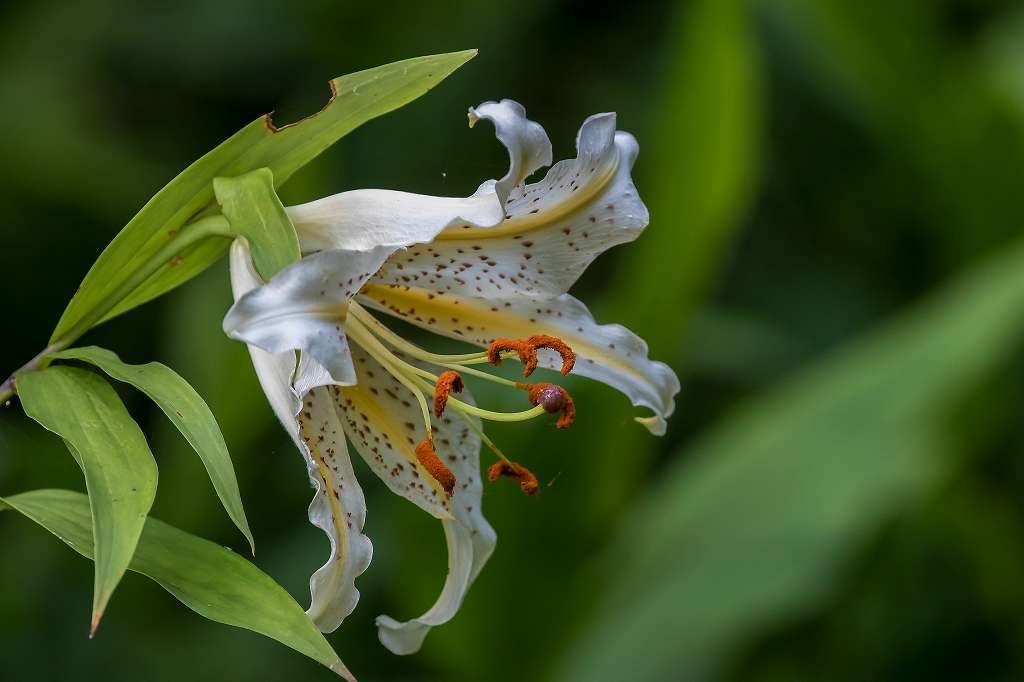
xmin=524 ymin=383 xmax=576 ymax=429
xmin=487 ymin=338 xmax=539 ymax=376
xmin=433 ymin=371 xmax=464 ymax=417
xmin=487 ymin=460 xmax=539 ymax=496
xmin=527 ymin=335 xmax=576 ymax=375
xmin=415 ymin=438 xmax=456 ymax=496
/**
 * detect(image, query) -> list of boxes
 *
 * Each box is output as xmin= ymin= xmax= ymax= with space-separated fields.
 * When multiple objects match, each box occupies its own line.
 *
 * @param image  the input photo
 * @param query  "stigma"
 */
xmin=519 ymin=382 xmax=575 ymax=429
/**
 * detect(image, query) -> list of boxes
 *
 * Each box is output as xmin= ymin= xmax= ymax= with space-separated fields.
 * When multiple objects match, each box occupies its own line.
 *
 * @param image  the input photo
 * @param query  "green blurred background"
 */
xmin=4 ymin=0 xmax=1024 ymax=679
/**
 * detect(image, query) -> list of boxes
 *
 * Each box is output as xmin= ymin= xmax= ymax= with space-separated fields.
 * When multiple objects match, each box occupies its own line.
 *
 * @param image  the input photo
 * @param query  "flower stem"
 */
xmin=0 ymin=344 xmax=60 ymax=404
xmin=0 ymin=215 xmax=234 ymax=404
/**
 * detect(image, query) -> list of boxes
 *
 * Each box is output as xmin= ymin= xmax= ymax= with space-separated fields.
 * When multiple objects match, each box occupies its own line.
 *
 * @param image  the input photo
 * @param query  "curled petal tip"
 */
xmin=635 ymin=415 xmax=667 ymax=436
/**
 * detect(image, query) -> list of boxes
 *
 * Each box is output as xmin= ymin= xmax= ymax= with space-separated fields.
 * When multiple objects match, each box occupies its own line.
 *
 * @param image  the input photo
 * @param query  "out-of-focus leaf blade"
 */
xmin=611 ymin=0 xmax=760 ymax=347
xmin=0 ymin=489 xmax=353 ymax=680
xmin=559 ymin=237 xmax=1024 ymax=681
xmin=47 ymin=345 xmax=253 ymax=553
xmin=761 ymin=0 xmax=938 ymax=129
xmin=213 ymin=168 xmax=301 ymax=280
xmin=583 ymin=0 xmax=761 ymax=523
xmin=983 ymin=6 xmax=1024 ymax=113
xmin=16 ymin=366 xmax=158 ymax=633
xmin=765 ymin=0 xmax=1024 ymax=261
xmin=51 ymin=49 xmax=477 ymax=342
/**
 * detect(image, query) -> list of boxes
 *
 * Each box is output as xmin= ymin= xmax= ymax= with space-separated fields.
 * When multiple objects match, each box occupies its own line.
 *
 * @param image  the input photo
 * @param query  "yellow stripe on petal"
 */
xmin=332 ymin=343 xmax=496 ymax=654
xmin=297 ymin=388 xmax=373 ymax=633
xmin=359 ymin=284 xmax=679 ymax=433
xmin=372 ymin=116 xmax=646 ymax=300
xmin=335 ymin=345 xmax=454 ymax=518
xmin=363 ymin=284 xmax=639 ymax=378
xmin=434 ymin=157 xmax=617 ymax=241
xmin=230 ymin=240 xmax=374 ymax=632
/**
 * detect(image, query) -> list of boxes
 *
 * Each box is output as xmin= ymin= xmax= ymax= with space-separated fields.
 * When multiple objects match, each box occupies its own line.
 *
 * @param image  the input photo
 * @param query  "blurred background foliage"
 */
xmin=3 ymin=0 xmax=1024 ymax=680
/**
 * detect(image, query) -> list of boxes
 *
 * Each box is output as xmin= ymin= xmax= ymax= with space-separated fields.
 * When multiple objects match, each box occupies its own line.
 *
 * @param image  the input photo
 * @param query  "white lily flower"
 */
xmin=223 ymin=100 xmax=680 ymax=655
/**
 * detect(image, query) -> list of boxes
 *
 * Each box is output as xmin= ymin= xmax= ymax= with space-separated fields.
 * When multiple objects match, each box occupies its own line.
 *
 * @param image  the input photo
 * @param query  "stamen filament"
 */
xmin=351 ymin=303 xmax=534 ymax=390
xmin=409 ymin=374 xmax=546 ymax=423
xmin=350 ymin=312 xmax=534 ymax=472
xmin=345 ymin=317 xmax=434 ymax=436
xmin=446 ymin=395 xmax=548 ymax=423
xmin=347 ymin=305 xmax=556 ymax=423
xmin=456 ymin=412 xmax=512 ymax=464
xmin=435 ymin=361 xmax=521 ymax=388
xmin=349 ymin=303 xmax=488 ymax=363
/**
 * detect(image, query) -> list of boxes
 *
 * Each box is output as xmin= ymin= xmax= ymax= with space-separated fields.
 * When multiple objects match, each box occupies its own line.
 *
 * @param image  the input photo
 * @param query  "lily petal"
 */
xmin=332 ymin=345 xmax=453 ymax=520
xmin=298 ymin=387 xmax=374 ymax=632
xmin=370 ymin=113 xmax=646 ymax=299
xmin=358 ymin=285 xmax=679 ymax=434
xmin=468 ymin=99 xmax=552 ymax=199
xmin=287 ymin=99 xmax=551 ymax=253
xmin=333 ymin=344 xmax=495 ymax=653
xmin=228 ymin=240 xmax=303 ymax=434
xmin=224 ymin=246 xmax=395 ymax=385
xmin=294 ymin=351 xmax=340 ymax=399
xmin=229 ymin=241 xmax=373 ymax=633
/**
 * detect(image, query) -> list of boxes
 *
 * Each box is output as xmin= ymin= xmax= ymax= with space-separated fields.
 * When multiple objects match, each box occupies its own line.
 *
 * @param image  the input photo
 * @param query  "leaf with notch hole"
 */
xmin=50 ymin=49 xmax=478 ymax=344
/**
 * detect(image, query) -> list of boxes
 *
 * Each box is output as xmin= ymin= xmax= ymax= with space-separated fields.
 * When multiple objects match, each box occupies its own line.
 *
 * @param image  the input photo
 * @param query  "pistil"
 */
xmin=522 ymin=383 xmax=576 ymax=429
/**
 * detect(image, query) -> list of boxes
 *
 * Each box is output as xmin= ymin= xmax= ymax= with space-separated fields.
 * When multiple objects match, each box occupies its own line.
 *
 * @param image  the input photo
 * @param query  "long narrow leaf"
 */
xmin=51 ymin=49 xmax=477 ymax=342
xmin=17 ymin=367 xmax=158 ymax=634
xmin=48 ymin=346 xmax=254 ymax=553
xmin=0 ymin=489 xmax=353 ymax=680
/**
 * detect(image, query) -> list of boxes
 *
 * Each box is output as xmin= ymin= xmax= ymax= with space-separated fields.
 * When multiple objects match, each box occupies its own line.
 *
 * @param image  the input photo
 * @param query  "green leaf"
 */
xmin=16 ymin=366 xmax=158 ymax=634
xmin=51 ymin=49 xmax=478 ymax=343
xmin=214 ymin=168 xmax=301 ymax=280
xmin=0 ymin=489 xmax=353 ymax=680
xmin=47 ymin=345 xmax=254 ymax=554
xmin=558 ymin=236 xmax=1024 ymax=682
